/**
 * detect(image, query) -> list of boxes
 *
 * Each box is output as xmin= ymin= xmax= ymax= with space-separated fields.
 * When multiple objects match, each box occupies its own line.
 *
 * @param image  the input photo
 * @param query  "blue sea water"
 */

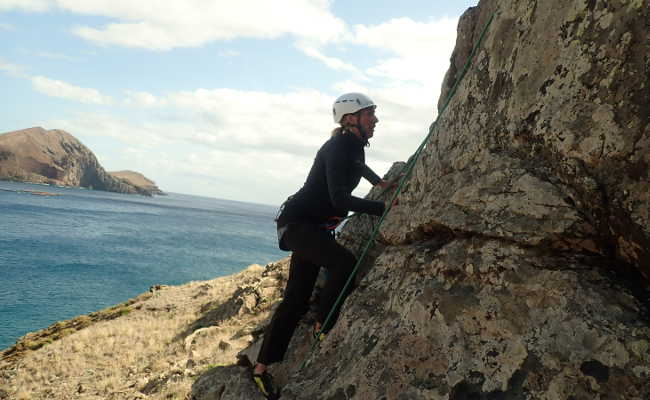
xmin=0 ymin=181 xmax=285 ymax=350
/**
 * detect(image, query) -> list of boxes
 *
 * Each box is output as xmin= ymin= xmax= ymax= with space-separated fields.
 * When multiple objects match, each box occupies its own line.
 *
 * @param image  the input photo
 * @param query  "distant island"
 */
xmin=0 ymin=127 xmax=163 ymax=196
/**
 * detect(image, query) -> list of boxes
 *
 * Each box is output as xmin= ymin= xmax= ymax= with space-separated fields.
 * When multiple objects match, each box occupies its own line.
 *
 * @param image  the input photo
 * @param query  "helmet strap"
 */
xmin=353 ymin=112 xmax=369 ymax=142
xmin=358 ymin=122 xmax=368 ymax=140
xmin=342 ymin=114 xmax=369 ymax=144
xmin=353 ymin=123 xmax=368 ymax=142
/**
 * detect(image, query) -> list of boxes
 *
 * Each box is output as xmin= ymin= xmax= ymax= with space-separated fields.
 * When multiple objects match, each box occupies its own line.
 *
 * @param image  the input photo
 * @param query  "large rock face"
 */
xmin=0 ymin=127 xmax=161 ymax=196
xmin=426 ymin=0 xmax=650 ymax=278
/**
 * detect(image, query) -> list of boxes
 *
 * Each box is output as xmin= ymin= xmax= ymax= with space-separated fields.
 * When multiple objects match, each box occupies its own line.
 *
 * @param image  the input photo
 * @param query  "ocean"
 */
xmin=0 ymin=181 xmax=285 ymax=350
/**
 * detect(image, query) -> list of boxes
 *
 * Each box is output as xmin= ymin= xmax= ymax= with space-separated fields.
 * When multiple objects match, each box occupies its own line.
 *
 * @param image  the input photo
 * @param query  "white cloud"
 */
xmin=2 ymin=0 xmax=346 ymax=50
xmin=33 ymin=51 xmax=76 ymax=61
xmin=47 ymin=112 xmax=177 ymax=148
xmin=327 ymin=77 xmax=440 ymax=164
xmin=352 ymin=17 xmax=457 ymax=89
xmin=352 ymin=17 xmax=457 ymax=57
xmin=51 ymin=87 xmax=339 ymax=157
xmin=218 ymin=49 xmax=240 ymax=58
xmin=19 ymin=48 xmax=80 ymax=61
xmin=123 ymin=90 xmax=165 ymax=107
xmin=296 ymin=42 xmax=362 ymax=74
xmin=160 ymin=88 xmax=334 ymax=151
xmin=3 ymin=3 xmax=466 ymax=204
xmin=0 ymin=58 xmax=112 ymax=105
xmin=0 ymin=59 xmax=26 ymax=77
xmin=42 ymin=80 xmax=438 ymax=204
xmin=31 ymin=75 xmax=113 ymax=105
xmin=298 ymin=16 xmax=457 ymax=111
xmin=44 ymin=107 xmax=321 ymax=204
xmin=42 ymin=84 xmax=417 ymax=204
xmin=0 ymin=0 xmax=49 ymax=11
xmin=316 ymin=16 xmax=461 ymax=165
xmin=178 ymin=148 xmax=312 ymax=197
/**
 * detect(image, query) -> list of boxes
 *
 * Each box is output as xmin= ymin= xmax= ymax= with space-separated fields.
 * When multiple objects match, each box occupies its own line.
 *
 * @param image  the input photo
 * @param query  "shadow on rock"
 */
xmin=190 ymin=364 xmax=267 ymax=400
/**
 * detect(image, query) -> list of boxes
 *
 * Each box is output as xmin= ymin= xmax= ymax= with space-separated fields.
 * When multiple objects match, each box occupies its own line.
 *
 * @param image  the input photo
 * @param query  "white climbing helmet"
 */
xmin=332 ymin=92 xmax=376 ymax=123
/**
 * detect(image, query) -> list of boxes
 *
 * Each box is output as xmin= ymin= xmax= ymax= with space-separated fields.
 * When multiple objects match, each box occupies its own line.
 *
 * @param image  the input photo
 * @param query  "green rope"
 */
xmin=299 ymin=10 xmax=497 ymax=371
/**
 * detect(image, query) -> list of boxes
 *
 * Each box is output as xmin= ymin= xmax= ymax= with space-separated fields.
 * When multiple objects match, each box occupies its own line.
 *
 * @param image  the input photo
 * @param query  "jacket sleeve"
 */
xmin=360 ymin=163 xmax=382 ymax=186
xmin=324 ymin=145 xmax=385 ymax=216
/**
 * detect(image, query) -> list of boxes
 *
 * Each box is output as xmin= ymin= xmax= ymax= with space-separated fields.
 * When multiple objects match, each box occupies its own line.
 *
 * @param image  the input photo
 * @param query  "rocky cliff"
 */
xmin=109 ymin=170 xmax=165 ymax=196
xmin=0 ymin=0 xmax=649 ymax=399
xmin=0 ymin=127 xmax=162 ymax=196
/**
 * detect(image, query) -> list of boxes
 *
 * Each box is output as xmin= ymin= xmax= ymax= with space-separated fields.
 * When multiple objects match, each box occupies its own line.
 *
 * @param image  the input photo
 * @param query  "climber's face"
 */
xmin=356 ymin=106 xmax=378 ymax=138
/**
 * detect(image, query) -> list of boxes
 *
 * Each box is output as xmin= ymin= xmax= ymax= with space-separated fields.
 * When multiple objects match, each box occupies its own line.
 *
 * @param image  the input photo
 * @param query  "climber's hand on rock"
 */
xmin=377 ymin=179 xmax=392 ymax=189
xmin=378 ymin=174 xmax=403 ymax=190
xmin=377 ymin=230 xmax=390 ymax=245
xmin=385 ymin=197 xmax=398 ymax=210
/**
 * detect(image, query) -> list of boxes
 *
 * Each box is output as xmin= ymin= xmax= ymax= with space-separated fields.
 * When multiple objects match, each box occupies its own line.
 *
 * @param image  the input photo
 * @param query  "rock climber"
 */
xmin=252 ymin=92 xmax=394 ymax=398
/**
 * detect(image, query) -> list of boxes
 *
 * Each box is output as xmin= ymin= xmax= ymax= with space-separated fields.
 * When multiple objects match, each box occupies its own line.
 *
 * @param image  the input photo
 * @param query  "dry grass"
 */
xmin=0 ymin=261 xmax=288 ymax=400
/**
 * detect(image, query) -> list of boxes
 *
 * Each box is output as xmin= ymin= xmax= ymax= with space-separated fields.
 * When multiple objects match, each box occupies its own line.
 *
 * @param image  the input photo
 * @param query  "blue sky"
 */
xmin=0 ymin=0 xmax=477 ymax=205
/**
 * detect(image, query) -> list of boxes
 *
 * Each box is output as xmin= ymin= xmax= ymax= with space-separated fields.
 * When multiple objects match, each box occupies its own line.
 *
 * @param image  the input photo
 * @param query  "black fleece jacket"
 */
xmin=278 ymin=131 xmax=385 ymax=227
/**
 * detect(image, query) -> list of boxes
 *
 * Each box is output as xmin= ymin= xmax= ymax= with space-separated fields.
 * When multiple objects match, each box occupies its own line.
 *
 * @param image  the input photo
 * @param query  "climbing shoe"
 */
xmin=313 ymin=330 xmax=326 ymax=342
xmin=252 ymin=370 xmax=279 ymax=399
xmin=312 ymin=322 xmax=326 ymax=342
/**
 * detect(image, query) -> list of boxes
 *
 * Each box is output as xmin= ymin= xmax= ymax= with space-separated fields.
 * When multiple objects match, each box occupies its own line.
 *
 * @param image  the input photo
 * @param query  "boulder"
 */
xmin=191 ymin=365 xmax=267 ymax=400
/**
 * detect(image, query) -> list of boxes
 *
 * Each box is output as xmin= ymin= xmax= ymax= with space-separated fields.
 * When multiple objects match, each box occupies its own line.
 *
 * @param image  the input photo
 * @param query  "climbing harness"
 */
xmin=299 ymin=10 xmax=498 ymax=371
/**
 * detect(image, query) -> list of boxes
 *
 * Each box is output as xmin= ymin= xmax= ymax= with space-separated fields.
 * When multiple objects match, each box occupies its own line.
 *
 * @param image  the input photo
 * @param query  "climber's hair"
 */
xmin=331 ymin=114 xmax=355 ymax=137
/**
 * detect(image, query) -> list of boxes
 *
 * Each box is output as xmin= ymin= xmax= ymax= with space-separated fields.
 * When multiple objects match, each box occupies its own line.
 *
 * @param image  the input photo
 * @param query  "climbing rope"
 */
xmin=299 ymin=10 xmax=498 ymax=371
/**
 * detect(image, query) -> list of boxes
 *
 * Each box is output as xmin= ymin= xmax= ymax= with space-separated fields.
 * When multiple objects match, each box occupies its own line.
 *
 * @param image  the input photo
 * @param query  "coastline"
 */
xmin=0 ymin=181 xmax=286 ymax=352
xmin=0 ymin=187 xmax=60 ymax=196
xmin=0 ymin=258 xmax=291 ymax=399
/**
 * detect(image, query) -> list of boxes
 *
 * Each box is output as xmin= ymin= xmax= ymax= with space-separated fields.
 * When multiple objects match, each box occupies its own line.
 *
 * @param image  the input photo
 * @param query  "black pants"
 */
xmin=256 ymin=223 xmax=356 ymax=365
